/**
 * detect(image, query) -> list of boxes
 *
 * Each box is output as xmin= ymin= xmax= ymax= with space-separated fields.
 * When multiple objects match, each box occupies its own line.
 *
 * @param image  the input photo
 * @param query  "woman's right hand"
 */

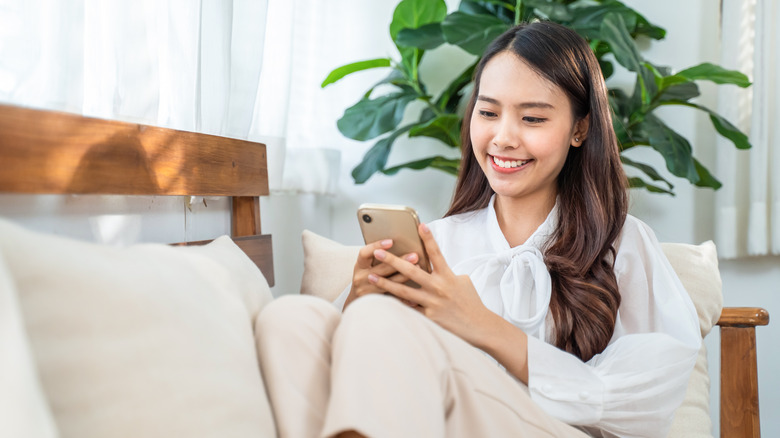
xmin=343 ymin=239 xmax=419 ymax=309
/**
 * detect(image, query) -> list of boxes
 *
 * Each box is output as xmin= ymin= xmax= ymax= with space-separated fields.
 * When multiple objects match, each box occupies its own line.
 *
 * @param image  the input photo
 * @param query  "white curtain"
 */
xmin=0 ymin=0 xmax=268 ymax=140
xmin=251 ymin=0 xmax=402 ymax=195
xmin=715 ymin=0 xmax=780 ymax=258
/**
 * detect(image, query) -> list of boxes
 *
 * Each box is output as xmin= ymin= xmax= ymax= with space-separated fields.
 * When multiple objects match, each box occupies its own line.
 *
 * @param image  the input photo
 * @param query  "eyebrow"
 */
xmin=476 ymin=95 xmax=555 ymax=110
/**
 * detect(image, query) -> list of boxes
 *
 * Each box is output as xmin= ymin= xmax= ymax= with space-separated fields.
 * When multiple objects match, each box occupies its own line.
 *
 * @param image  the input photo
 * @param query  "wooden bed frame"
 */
xmin=0 ymin=104 xmax=768 ymax=437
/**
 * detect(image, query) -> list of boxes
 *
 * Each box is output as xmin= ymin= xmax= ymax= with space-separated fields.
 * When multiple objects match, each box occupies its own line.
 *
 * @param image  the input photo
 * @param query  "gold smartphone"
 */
xmin=357 ymin=203 xmax=432 ymax=273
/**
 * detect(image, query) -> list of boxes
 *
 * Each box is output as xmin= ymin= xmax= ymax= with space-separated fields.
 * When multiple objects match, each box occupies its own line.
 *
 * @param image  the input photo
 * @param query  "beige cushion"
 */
xmin=662 ymin=241 xmax=722 ymax=438
xmin=0 ymin=218 xmax=276 ymax=438
xmin=300 ymin=231 xmax=722 ymax=437
xmin=300 ymin=229 xmax=359 ymax=300
xmin=0 ymin=250 xmax=59 ymax=438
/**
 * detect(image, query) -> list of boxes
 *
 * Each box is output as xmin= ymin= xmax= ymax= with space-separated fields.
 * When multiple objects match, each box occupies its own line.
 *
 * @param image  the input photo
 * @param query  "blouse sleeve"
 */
xmin=526 ymin=217 xmax=701 ymax=438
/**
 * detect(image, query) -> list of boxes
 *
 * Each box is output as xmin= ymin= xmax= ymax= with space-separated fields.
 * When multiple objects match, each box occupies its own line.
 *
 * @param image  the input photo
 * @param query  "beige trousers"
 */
xmin=255 ymin=294 xmax=589 ymax=438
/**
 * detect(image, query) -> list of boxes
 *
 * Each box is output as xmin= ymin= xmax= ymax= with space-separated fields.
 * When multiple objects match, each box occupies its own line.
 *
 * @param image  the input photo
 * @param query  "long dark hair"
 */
xmin=447 ymin=22 xmax=628 ymax=362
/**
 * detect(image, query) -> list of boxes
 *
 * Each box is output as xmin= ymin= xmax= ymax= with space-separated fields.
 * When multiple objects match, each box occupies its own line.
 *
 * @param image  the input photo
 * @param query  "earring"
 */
xmin=575 ymin=137 xmax=580 ymax=142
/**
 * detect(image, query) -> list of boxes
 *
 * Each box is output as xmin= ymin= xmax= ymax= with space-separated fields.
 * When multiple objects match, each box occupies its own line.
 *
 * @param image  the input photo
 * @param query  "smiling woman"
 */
xmin=258 ymin=22 xmax=702 ymax=438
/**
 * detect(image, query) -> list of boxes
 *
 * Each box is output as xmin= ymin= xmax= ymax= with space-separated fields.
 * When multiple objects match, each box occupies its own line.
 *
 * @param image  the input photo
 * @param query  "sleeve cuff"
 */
xmin=526 ymin=335 xmax=604 ymax=425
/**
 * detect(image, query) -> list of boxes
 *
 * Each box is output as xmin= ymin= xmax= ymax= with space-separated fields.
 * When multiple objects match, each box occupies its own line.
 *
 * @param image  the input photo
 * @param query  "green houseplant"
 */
xmin=322 ymin=0 xmax=751 ymax=195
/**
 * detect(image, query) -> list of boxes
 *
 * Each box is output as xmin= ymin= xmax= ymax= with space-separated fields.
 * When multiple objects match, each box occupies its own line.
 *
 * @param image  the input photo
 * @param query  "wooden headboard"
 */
xmin=0 ymin=103 xmax=274 ymax=286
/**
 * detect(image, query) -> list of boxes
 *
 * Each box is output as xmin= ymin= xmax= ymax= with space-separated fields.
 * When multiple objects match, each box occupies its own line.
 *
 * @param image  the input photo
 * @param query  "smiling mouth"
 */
xmin=491 ymin=155 xmax=532 ymax=169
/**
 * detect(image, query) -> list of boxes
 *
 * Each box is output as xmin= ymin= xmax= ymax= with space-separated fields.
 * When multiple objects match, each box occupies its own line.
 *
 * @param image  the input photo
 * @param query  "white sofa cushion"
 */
xmin=300 ymin=230 xmax=722 ymax=437
xmin=663 ymin=241 xmax=722 ymax=438
xmin=0 ymin=250 xmax=59 ymax=438
xmin=0 ymin=218 xmax=276 ymax=438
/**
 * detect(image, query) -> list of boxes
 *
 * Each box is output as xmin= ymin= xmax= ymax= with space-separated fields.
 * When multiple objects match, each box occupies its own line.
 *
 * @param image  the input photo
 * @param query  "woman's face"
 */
xmin=470 ymin=51 xmax=587 ymax=206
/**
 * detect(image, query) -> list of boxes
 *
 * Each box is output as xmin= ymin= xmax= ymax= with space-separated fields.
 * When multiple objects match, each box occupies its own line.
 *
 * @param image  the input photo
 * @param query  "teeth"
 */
xmin=493 ymin=156 xmax=529 ymax=168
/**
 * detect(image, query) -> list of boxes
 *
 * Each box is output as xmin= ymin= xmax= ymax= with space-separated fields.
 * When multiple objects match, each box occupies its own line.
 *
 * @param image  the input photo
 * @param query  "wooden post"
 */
xmin=231 ymin=196 xmax=261 ymax=237
xmin=717 ymin=307 xmax=769 ymax=438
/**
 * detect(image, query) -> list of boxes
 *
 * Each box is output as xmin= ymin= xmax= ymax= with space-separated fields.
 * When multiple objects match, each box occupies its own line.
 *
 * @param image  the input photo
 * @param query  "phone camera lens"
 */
xmin=362 ymin=214 xmax=372 ymax=223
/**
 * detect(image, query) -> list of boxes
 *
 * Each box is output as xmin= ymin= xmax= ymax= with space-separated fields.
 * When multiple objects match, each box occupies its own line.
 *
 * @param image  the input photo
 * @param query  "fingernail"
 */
xmin=404 ymin=253 xmax=417 ymax=262
xmin=368 ymin=274 xmax=378 ymax=283
xmin=381 ymin=239 xmax=392 ymax=247
xmin=373 ymin=249 xmax=386 ymax=260
xmin=420 ymin=223 xmax=430 ymax=233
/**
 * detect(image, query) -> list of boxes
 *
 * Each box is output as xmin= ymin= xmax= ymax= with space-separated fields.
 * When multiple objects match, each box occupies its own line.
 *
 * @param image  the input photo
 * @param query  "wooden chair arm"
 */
xmin=717 ymin=307 xmax=770 ymax=327
xmin=716 ymin=307 xmax=769 ymax=438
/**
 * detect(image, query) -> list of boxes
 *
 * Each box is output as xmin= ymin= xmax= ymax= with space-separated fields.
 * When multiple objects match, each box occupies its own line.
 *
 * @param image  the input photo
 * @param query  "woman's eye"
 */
xmin=478 ymin=110 xmax=497 ymax=118
xmin=523 ymin=116 xmax=546 ymax=123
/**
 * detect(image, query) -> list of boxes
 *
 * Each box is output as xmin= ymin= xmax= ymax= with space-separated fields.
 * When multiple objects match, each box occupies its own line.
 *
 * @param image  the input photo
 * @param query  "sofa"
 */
xmin=0 ymin=104 xmax=767 ymax=438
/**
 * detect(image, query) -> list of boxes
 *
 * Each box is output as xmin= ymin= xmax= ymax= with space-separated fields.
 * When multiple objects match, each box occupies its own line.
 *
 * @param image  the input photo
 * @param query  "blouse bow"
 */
xmin=454 ymin=245 xmax=552 ymax=340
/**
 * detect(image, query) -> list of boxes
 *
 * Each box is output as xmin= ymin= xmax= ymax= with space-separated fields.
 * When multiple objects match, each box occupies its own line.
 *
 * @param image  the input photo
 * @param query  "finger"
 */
xmin=373 ymin=249 xmax=430 ymax=287
xmin=368 ymin=272 xmax=432 ymax=307
xmin=386 ymin=273 xmax=410 ymax=284
xmin=418 ymin=223 xmax=453 ymax=276
xmin=369 ymin=252 xmax=418 ymax=278
xmin=356 ymin=239 xmax=393 ymax=270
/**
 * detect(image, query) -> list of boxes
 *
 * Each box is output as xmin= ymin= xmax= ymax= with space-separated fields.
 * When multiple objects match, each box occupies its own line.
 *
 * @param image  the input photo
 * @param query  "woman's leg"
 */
xmin=321 ymin=295 xmax=588 ymax=438
xmin=255 ymin=295 xmax=341 ymax=438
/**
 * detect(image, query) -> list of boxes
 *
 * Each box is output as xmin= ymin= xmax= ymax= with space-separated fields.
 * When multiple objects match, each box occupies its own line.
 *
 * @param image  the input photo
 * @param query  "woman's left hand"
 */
xmin=368 ymin=222 xmax=495 ymax=346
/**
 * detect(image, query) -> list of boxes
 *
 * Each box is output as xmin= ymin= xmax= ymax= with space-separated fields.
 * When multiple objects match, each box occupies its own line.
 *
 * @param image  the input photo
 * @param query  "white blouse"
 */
xmin=427 ymin=196 xmax=701 ymax=438
xmin=335 ymin=196 xmax=701 ymax=437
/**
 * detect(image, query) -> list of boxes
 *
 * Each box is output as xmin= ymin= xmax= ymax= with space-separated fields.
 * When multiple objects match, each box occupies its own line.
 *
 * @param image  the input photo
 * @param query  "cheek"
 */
xmin=469 ymin=118 xmax=489 ymax=150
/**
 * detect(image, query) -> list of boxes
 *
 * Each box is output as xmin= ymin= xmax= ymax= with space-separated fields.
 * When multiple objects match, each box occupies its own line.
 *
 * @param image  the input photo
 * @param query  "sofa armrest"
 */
xmin=717 ymin=307 xmax=769 ymax=438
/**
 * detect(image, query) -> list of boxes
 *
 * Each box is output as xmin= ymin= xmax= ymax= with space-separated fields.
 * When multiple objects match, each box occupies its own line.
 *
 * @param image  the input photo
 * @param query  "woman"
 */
xmin=256 ymin=22 xmax=700 ymax=438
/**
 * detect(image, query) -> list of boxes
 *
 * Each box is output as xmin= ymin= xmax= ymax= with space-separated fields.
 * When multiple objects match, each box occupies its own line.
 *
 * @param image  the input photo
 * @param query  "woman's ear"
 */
xmin=571 ymin=114 xmax=590 ymax=147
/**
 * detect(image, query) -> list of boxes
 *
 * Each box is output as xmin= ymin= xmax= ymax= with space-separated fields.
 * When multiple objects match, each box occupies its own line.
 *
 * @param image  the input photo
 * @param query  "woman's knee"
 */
xmin=339 ymin=294 xmax=421 ymax=334
xmin=255 ymin=294 xmax=341 ymax=341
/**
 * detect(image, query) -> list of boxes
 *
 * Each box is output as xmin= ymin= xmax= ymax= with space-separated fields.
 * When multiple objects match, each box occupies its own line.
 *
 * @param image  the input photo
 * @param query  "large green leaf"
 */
xmin=620 ymin=155 xmax=674 ymax=190
xmin=657 ymin=82 xmax=700 ymax=102
xmin=337 ymin=91 xmax=418 ymax=141
xmin=441 ymin=11 xmax=509 ymax=55
xmin=390 ymin=0 xmax=447 ymax=42
xmin=627 ymin=65 xmax=657 ymax=118
xmin=396 ymin=22 xmax=445 ymax=49
xmin=600 ymin=12 xmax=643 ymax=72
xmin=569 ymin=2 xmax=664 ymax=40
xmin=608 ymin=88 xmax=634 ymax=118
xmin=408 ymin=114 xmax=462 ymax=147
xmin=627 ymin=177 xmax=675 ymax=195
xmin=435 ymin=61 xmax=477 ymax=112
xmin=599 ymin=59 xmax=615 ymax=79
xmin=390 ymin=0 xmax=447 ymax=80
xmin=524 ymin=0 xmax=573 ymax=21
xmin=570 ymin=3 xmax=638 ymax=39
xmin=642 ymin=116 xmax=699 ymax=183
xmin=459 ymin=0 xmax=516 ymax=24
xmin=352 ymin=125 xmax=414 ymax=183
xmin=692 ymin=157 xmax=722 ymax=189
xmin=382 ymin=155 xmax=461 ymax=176
xmin=364 ymin=69 xmax=409 ymax=97
xmin=321 ymin=58 xmax=392 ymax=88
xmin=659 ymin=100 xmax=751 ymax=150
xmin=662 ymin=62 xmax=751 ymax=88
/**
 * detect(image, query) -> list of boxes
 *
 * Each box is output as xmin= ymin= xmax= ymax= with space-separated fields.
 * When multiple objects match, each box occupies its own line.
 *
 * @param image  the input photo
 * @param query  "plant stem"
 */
xmin=515 ymin=0 xmax=523 ymax=24
xmin=421 ymin=96 xmax=444 ymax=117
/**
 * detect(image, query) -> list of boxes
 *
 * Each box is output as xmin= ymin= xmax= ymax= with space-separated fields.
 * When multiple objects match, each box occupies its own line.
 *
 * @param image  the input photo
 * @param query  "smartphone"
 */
xmin=357 ymin=203 xmax=431 ymax=274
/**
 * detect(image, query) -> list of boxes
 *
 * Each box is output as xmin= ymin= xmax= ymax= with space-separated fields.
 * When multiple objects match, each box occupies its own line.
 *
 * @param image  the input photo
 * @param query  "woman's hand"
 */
xmin=366 ymin=223 xmax=494 ymax=346
xmin=366 ymin=224 xmax=531 ymax=383
xmin=343 ymin=239 xmax=420 ymax=309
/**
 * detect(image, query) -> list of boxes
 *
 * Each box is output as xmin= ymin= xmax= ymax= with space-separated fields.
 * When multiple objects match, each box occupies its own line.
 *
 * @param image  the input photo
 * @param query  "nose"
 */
xmin=492 ymin=115 xmax=520 ymax=149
